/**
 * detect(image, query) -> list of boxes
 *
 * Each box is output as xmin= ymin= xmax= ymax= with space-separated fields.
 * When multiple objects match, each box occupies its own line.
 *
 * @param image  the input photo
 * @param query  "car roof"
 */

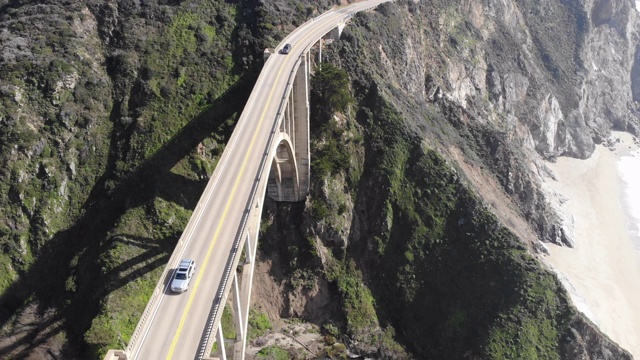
xmin=179 ymin=259 xmax=194 ymax=266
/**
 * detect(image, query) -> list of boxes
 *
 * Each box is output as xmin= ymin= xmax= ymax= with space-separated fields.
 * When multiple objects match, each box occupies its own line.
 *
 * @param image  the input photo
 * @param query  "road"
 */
xmin=132 ymin=1 xmax=390 ymax=359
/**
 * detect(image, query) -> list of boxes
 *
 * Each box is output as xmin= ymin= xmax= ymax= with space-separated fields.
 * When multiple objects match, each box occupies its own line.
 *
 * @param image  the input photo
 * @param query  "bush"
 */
xmin=248 ymin=310 xmax=272 ymax=339
xmin=310 ymin=63 xmax=353 ymax=123
xmin=256 ymin=345 xmax=290 ymax=360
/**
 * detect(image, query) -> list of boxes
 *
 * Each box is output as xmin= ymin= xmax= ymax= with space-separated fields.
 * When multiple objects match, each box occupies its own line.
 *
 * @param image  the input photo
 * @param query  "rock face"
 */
xmin=562 ymin=314 xmax=634 ymax=360
xmin=343 ymin=0 xmax=640 ymax=248
xmin=0 ymin=0 xmax=638 ymax=359
xmin=255 ymin=0 xmax=640 ymax=359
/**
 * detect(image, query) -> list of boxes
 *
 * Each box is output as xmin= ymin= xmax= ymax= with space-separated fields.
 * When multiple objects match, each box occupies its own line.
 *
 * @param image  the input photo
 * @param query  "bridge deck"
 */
xmin=124 ymin=1 xmax=391 ymax=359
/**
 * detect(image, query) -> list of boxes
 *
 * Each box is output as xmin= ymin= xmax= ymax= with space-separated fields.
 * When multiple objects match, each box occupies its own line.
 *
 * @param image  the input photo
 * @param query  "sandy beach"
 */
xmin=544 ymin=132 xmax=640 ymax=359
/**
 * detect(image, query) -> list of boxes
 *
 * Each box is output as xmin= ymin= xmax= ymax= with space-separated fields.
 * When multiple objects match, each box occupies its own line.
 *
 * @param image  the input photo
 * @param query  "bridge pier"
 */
xmin=212 ymin=48 xmax=311 ymax=360
xmin=266 ymin=52 xmax=310 ymax=203
xmin=293 ymin=51 xmax=311 ymax=199
xmin=104 ymin=3 xmax=389 ymax=359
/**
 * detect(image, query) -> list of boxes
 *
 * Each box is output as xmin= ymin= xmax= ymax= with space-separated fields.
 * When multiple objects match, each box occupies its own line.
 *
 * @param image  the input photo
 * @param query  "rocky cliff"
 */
xmin=340 ymin=0 xmax=640 ymax=250
xmin=254 ymin=0 xmax=639 ymax=359
xmin=0 ymin=0 xmax=637 ymax=359
xmin=0 ymin=0 xmax=263 ymax=357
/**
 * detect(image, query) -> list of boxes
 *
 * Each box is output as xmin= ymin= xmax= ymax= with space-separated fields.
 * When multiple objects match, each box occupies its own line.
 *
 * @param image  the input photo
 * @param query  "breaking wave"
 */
xmin=618 ymin=151 xmax=640 ymax=251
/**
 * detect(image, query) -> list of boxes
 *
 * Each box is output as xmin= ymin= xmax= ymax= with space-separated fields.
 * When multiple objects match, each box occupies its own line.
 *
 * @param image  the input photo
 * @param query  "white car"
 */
xmin=171 ymin=259 xmax=196 ymax=293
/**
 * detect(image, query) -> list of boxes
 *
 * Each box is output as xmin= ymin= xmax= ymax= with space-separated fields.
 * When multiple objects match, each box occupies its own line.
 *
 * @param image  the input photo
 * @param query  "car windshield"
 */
xmin=175 ymin=273 xmax=187 ymax=280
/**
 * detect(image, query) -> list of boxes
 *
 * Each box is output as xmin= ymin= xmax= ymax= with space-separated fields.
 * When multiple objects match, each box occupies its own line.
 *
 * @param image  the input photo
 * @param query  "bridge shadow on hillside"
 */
xmin=0 ymin=74 xmax=256 ymax=357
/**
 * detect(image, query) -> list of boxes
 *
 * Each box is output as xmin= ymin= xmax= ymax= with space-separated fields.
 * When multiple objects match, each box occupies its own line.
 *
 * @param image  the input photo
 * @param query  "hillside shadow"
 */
xmin=0 ymin=73 xmax=256 ymax=356
xmin=155 ymin=171 xmax=209 ymax=207
xmin=0 ymin=312 xmax=64 ymax=358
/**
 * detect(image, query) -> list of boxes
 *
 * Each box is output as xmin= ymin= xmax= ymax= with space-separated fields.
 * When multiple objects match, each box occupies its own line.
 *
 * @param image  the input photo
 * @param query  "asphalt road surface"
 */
xmin=132 ymin=1 xmax=390 ymax=359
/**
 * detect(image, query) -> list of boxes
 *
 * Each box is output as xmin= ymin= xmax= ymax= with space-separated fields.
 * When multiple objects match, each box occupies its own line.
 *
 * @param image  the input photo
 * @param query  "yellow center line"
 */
xmin=165 ymin=57 xmax=288 ymax=360
xmin=164 ymin=9 xmax=341 ymax=359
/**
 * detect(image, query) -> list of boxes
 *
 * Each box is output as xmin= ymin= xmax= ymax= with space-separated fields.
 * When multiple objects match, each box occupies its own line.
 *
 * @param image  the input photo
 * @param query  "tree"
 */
xmin=310 ymin=63 xmax=353 ymax=122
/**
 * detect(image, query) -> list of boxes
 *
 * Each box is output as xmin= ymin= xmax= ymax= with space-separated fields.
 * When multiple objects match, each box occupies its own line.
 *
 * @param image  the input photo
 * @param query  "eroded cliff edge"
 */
xmin=353 ymin=0 xmax=640 ymax=250
xmin=253 ymin=0 xmax=640 ymax=359
xmin=0 ymin=0 xmax=638 ymax=359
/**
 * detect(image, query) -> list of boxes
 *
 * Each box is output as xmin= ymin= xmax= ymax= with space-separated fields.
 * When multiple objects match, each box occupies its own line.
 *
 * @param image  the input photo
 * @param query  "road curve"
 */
xmin=132 ymin=1 xmax=391 ymax=359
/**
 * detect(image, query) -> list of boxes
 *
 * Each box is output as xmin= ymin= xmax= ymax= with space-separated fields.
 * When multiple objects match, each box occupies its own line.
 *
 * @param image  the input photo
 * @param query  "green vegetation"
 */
xmin=83 ymin=203 xmax=177 ymax=358
xmin=85 ymin=275 xmax=158 ymax=355
xmin=307 ymin=63 xmax=364 ymax=245
xmin=310 ymin=63 xmax=356 ymax=180
xmin=122 ymin=3 xmax=241 ymax=170
xmin=222 ymin=304 xmax=237 ymax=340
xmin=311 ymin=63 xmax=353 ymax=122
xmin=323 ymin=342 xmax=348 ymax=358
xmin=256 ymin=345 xmax=290 ymax=359
xmin=61 ymin=2 xmax=260 ymax=357
xmin=0 ymin=253 xmax=16 ymax=295
xmin=326 ymin=259 xmax=378 ymax=336
xmin=248 ymin=309 xmax=273 ymax=339
xmin=352 ymin=91 xmax=572 ymax=358
xmin=304 ymin=57 xmax=576 ymax=357
xmin=304 ymin=64 xmax=410 ymax=355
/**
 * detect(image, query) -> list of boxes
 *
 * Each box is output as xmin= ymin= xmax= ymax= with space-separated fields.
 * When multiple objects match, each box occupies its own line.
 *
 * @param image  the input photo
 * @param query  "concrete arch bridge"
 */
xmin=105 ymin=1 xmax=391 ymax=359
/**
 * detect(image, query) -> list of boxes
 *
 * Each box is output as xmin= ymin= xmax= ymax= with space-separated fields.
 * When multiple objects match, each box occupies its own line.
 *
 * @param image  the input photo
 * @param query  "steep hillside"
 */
xmin=251 ymin=0 xmax=639 ymax=359
xmin=0 ymin=0 xmax=340 ymax=358
xmin=0 ymin=0 xmax=637 ymax=359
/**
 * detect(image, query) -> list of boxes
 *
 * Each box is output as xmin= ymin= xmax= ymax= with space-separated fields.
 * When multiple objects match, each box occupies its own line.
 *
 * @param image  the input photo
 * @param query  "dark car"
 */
xmin=170 ymin=258 xmax=196 ymax=293
xmin=282 ymin=43 xmax=292 ymax=54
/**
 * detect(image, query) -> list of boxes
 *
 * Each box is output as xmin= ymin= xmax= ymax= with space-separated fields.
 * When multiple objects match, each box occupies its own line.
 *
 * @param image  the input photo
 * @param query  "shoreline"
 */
xmin=543 ymin=132 xmax=640 ymax=359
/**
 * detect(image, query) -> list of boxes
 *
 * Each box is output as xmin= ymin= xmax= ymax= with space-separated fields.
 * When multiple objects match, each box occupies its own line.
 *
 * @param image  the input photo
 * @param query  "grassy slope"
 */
xmin=361 ymin=96 xmax=572 ymax=359
xmin=81 ymin=2 xmax=251 ymax=357
xmin=0 ymin=0 xmax=350 ymax=357
xmin=0 ymin=1 xmax=255 ymax=358
xmin=304 ymin=77 xmax=575 ymax=357
xmin=0 ymin=0 xmax=619 ymax=358
xmin=279 ymin=2 xmax=588 ymax=354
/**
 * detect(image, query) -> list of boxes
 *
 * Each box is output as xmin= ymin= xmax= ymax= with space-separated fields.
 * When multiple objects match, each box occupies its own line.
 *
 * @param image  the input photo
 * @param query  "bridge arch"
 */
xmin=106 ymin=3 xmax=391 ymax=360
xmin=267 ymin=133 xmax=300 ymax=202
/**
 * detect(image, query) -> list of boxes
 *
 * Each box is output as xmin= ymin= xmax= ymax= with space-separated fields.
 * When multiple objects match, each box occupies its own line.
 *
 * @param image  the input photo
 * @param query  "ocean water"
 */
xmin=618 ymin=151 xmax=640 ymax=251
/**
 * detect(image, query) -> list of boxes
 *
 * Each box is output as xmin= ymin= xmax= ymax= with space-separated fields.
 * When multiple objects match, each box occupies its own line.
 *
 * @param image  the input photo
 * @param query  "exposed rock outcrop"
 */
xmin=562 ymin=314 xmax=634 ymax=360
xmin=253 ymin=0 xmax=640 ymax=358
xmin=1 ymin=0 xmax=638 ymax=358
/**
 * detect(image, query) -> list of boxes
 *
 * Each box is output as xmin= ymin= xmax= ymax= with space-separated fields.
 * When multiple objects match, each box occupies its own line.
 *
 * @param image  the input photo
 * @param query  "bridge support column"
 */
xmin=217 ymin=325 xmax=227 ymax=360
xmin=329 ymin=20 xmax=346 ymax=40
xmin=233 ymin=276 xmax=245 ymax=341
xmin=245 ymin=232 xmax=254 ymax=264
xmin=233 ymin=235 xmax=256 ymax=360
xmin=267 ymin=51 xmax=310 ymax=203
xmin=292 ymin=52 xmax=310 ymax=199
xmin=222 ymin=195 xmax=265 ymax=360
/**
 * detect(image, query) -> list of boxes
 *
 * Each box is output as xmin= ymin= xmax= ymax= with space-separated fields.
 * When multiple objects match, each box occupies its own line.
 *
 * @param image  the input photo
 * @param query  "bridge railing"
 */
xmin=124 ymin=181 xmax=212 ymax=356
xmin=196 ymin=54 xmax=305 ymax=360
xmin=122 ymin=2 xmax=391 ymax=358
xmin=196 ymin=2 xmax=392 ymax=356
